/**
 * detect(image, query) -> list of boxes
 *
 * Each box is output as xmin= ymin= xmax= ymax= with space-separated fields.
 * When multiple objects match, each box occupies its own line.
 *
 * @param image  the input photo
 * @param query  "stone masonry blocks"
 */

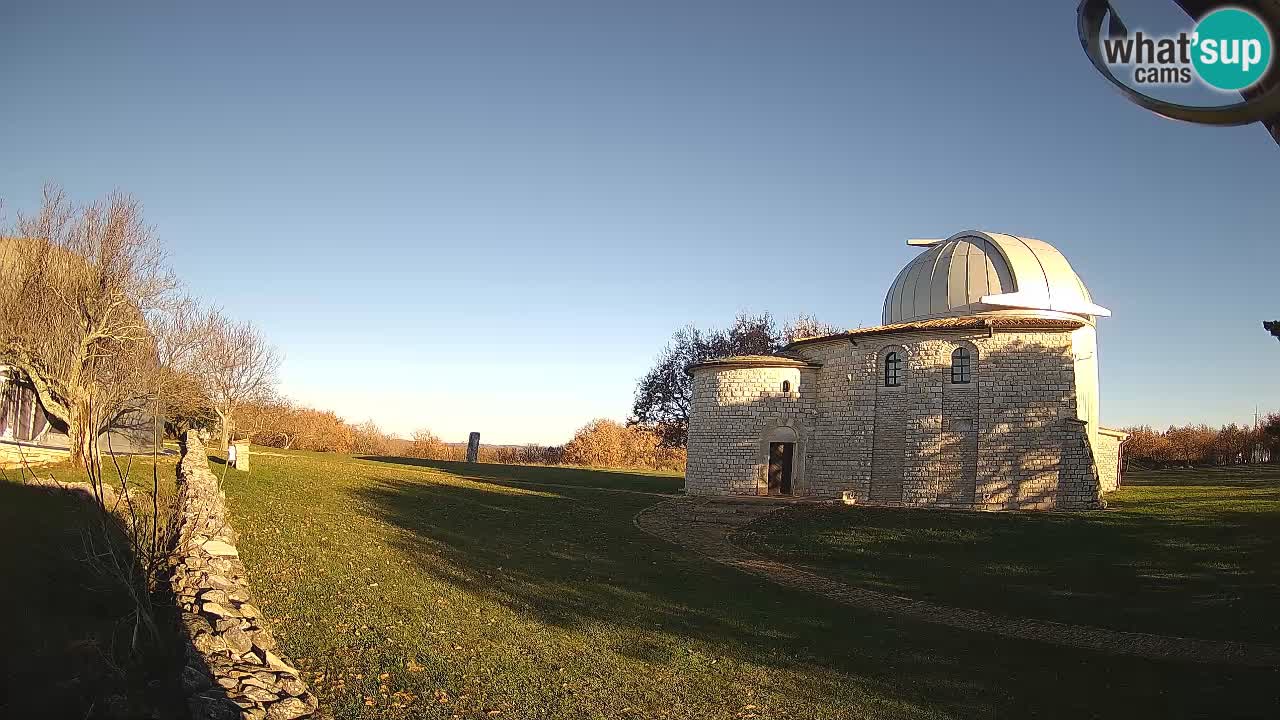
xmin=686 ymin=328 xmax=1118 ymax=511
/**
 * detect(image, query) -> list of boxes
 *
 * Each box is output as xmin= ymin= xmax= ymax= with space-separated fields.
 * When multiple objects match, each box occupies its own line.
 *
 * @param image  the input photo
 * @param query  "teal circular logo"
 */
xmin=1191 ymin=8 xmax=1273 ymax=91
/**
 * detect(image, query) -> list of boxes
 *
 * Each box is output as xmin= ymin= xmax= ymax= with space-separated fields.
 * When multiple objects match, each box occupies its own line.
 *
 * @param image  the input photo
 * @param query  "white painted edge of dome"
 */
xmin=904 ymin=230 xmax=1111 ymax=319
xmin=979 ymin=291 xmax=1112 ymax=317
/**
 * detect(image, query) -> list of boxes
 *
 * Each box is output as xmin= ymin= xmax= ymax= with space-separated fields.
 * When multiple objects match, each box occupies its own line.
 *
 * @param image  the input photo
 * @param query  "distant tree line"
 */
xmin=231 ymin=408 xmax=687 ymax=472
xmin=402 ymin=427 xmax=565 ymax=465
xmin=233 ymin=399 xmax=356 ymax=452
xmin=1122 ymin=415 xmax=1280 ymax=468
xmin=401 ymin=419 xmax=684 ymax=471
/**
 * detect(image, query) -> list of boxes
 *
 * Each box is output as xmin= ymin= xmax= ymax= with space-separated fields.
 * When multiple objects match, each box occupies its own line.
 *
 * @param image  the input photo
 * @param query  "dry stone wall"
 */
xmin=170 ymin=431 xmax=319 ymax=720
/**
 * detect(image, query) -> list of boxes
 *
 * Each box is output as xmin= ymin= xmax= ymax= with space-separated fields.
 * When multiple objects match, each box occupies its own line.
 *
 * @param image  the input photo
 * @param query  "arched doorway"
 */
xmin=764 ymin=425 xmax=798 ymax=496
xmin=768 ymin=442 xmax=793 ymax=495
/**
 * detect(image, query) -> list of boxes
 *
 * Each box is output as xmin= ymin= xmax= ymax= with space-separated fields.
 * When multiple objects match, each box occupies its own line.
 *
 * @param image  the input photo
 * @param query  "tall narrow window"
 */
xmin=16 ymin=386 xmax=33 ymax=441
xmin=0 ymin=374 xmax=10 ymax=438
xmin=781 ymin=380 xmax=791 ymax=393
xmin=951 ymin=347 xmax=972 ymax=384
xmin=884 ymin=352 xmax=901 ymax=387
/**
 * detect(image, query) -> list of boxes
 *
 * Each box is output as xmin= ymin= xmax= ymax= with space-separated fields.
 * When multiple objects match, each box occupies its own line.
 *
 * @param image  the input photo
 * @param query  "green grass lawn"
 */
xmin=216 ymin=450 xmax=1279 ymax=719
xmin=739 ymin=465 xmax=1280 ymax=646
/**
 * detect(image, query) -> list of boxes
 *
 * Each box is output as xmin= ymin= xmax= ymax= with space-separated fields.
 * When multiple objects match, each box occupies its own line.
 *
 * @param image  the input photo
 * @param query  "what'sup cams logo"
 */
xmin=1101 ymin=6 xmax=1271 ymax=89
xmin=1078 ymin=1 xmax=1280 ymax=141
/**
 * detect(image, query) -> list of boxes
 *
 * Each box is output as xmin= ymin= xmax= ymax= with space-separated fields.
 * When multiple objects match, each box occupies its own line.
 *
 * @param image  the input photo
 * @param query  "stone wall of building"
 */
xmin=685 ymin=365 xmax=815 ymax=495
xmin=170 ymin=431 xmax=319 ymax=720
xmin=0 ymin=440 xmax=68 ymax=469
xmin=939 ymin=343 xmax=980 ymax=507
xmin=1057 ymin=420 xmax=1105 ymax=510
xmin=967 ymin=330 xmax=1090 ymax=510
xmin=1095 ymin=429 xmax=1125 ymax=493
xmin=869 ymin=354 xmax=908 ymax=502
xmin=791 ymin=342 xmax=872 ymax=499
xmin=688 ymin=326 xmax=1113 ymax=511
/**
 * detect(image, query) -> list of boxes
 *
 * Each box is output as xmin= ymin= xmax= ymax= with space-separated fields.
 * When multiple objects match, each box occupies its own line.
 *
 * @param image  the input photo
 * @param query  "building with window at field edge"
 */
xmin=0 ymin=367 xmax=157 ymax=467
xmin=685 ymin=230 xmax=1127 ymax=510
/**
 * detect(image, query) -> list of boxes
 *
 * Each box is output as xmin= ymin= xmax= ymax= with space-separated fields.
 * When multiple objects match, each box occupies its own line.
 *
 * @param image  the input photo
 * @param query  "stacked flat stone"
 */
xmin=170 ymin=431 xmax=319 ymax=720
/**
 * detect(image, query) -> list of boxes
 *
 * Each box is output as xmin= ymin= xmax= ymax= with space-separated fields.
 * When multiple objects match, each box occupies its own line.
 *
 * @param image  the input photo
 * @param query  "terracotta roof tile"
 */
xmin=687 ymin=354 xmax=822 ymax=373
xmin=786 ymin=315 xmax=1086 ymax=348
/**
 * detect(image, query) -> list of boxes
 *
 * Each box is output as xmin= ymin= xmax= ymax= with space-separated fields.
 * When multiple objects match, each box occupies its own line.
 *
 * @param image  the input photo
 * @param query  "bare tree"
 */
xmin=406 ymin=427 xmax=451 ymax=459
xmin=0 ymin=185 xmax=175 ymax=463
xmin=235 ymin=394 xmax=294 ymax=448
xmin=198 ymin=313 xmax=281 ymax=450
xmin=631 ymin=312 xmax=837 ymax=447
xmin=782 ymin=314 xmax=843 ymax=344
xmin=351 ymin=419 xmax=394 ymax=456
xmin=232 ymin=399 xmax=355 ymax=452
xmin=1212 ymin=423 xmax=1252 ymax=465
xmin=151 ymin=296 xmax=219 ymax=437
xmin=631 ymin=313 xmax=779 ymax=447
xmin=1264 ymin=413 xmax=1280 ymax=462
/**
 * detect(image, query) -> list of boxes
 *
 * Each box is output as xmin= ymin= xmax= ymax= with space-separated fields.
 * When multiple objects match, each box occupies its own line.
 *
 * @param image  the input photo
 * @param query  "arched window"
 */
xmin=884 ymin=351 xmax=901 ymax=387
xmin=781 ymin=380 xmax=791 ymax=393
xmin=951 ymin=347 xmax=972 ymax=384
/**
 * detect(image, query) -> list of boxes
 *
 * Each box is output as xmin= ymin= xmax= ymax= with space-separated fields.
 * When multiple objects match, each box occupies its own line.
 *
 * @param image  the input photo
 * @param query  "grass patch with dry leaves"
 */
xmin=739 ymin=465 xmax=1280 ymax=645
xmin=219 ymin=451 xmax=1278 ymax=719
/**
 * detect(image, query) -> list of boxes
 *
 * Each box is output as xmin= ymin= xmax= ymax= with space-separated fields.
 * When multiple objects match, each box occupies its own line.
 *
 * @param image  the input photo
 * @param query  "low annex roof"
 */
xmin=784 ymin=315 xmax=1087 ymax=349
xmin=686 ymin=354 xmax=822 ymax=374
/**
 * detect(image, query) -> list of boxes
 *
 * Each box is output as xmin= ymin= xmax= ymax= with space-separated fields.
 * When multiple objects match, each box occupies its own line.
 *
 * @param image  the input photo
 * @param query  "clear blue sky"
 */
xmin=2 ymin=1 xmax=1275 ymax=444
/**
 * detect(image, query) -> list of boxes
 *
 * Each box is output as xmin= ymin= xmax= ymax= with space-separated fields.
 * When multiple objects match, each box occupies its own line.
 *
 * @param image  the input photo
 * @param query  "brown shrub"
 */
xmin=1122 ymin=420 xmax=1273 ymax=468
xmin=563 ymin=419 xmax=685 ymax=471
xmin=238 ymin=400 xmax=355 ymax=453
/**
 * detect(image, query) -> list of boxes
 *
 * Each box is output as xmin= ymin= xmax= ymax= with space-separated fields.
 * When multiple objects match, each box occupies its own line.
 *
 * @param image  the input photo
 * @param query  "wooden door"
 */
xmin=768 ymin=442 xmax=794 ymax=496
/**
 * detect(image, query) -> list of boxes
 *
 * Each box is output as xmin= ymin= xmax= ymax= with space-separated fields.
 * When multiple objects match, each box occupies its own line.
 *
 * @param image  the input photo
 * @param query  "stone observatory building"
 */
xmin=685 ymin=230 xmax=1128 ymax=511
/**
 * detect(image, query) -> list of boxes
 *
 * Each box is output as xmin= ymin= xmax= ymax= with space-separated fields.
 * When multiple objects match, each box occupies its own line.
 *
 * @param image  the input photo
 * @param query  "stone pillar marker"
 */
xmin=232 ymin=441 xmax=250 ymax=472
xmin=466 ymin=432 xmax=480 ymax=463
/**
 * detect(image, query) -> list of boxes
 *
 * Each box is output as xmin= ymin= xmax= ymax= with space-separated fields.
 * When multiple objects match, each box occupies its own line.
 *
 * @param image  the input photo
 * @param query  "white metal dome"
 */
xmin=881 ymin=231 xmax=1110 ymax=325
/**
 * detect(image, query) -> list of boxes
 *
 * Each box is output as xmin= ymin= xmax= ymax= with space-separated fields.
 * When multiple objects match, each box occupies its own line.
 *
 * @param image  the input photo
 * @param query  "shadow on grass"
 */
xmin=359 ymin=455 xmax=684 ymax=494
xmin=738 ymin=465 xmax=1280 ymax=646
xmin=347 ymin=463 xmax=1279 ymax=719
xmin=1122 ymin=464 xmax=1280 ymax=489
xmin=0 ymin=480 xmax=199 ymax=719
